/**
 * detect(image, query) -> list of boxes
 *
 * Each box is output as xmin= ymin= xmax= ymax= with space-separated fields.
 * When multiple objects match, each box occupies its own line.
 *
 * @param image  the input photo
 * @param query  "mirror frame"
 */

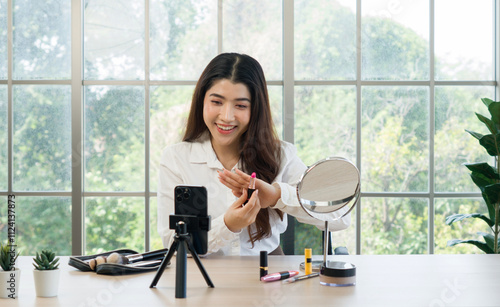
xmin=296 ymin=157 xmax=360 ymax=221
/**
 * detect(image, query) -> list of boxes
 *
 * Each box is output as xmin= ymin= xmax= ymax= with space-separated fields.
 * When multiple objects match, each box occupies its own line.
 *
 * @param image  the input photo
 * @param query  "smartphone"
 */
xmin=174 ymin=185 xmax=208 ymax=255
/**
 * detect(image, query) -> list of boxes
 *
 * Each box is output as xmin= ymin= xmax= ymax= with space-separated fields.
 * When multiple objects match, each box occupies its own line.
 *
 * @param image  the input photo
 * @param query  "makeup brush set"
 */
xmin=68 ymin=248 xmax=169 ymax=275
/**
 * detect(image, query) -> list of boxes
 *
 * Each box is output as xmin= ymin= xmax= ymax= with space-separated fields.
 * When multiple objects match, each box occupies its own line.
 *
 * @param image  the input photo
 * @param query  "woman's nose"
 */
xmin=221 ymin=103 xmax=235 ymax=121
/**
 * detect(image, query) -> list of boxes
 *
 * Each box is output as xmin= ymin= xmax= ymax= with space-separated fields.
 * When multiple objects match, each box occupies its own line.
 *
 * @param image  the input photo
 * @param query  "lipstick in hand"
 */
xmin=243 ymin=172 xmax=256 ymax=205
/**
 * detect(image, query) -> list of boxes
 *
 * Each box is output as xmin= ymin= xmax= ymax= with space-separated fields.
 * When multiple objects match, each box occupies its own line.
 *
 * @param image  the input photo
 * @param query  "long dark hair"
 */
xmin=183 ymin=53 xmax=283 ymax=246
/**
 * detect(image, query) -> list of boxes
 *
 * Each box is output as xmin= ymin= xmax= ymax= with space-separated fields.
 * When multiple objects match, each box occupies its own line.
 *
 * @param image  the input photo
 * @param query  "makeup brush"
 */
xmin=87 ymin=248 xmax=168 ymax=270
xmin=88 ymin=256 xmax=107 ymax=271
xmin=106 ymin=248 xmax=169 ymax=265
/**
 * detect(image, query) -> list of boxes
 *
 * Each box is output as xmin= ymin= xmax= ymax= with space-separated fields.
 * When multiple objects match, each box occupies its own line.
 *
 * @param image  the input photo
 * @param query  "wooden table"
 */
xmin=2 ymin=254 xmax=499 ymax=306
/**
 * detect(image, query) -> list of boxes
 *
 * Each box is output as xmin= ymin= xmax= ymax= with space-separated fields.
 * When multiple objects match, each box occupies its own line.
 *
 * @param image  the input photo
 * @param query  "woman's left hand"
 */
xmin=218 ymin=168 xmax=281 ymax=209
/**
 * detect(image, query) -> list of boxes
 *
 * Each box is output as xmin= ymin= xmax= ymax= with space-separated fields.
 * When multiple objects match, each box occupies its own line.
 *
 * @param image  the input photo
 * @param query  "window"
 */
xmin=0 ymin=0 xmax=497 ymax=256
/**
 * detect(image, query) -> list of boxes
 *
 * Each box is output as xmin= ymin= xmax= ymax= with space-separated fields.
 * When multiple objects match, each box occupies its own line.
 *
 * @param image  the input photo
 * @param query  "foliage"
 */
xmin=0 ymin=0 xmax=494 ymax=256
xmin=85 ymin=197 xmax=144 ymax=254
xmin=2 ymin=197 xmax=72 ymax=256
xmin=0 ymin=242 xmax=19 ymax=271
xmin=446 ymin=98 xmax=500 ymax=254
xmin=33 ymin=250 xmax=60 ymax=270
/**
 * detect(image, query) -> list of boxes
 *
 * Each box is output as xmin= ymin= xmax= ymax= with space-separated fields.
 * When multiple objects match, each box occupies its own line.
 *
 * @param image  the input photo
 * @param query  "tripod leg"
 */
xmin=175 ymin=240 xmax=187 ymax=298
xmin=187 ymin=240 xmax=214 ymax=288
xmin=150 ymin=240 xmax=178 ymax=288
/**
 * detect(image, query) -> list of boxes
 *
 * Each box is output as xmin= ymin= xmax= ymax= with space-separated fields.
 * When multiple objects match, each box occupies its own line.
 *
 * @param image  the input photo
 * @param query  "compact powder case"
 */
xmin=319 ymin=261 xmax=356 ymax=287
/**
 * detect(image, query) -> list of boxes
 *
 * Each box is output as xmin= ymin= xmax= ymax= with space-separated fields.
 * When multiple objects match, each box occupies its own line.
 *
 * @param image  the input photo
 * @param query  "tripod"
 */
xmin=150 ymin=218 xmax=214 ymax=298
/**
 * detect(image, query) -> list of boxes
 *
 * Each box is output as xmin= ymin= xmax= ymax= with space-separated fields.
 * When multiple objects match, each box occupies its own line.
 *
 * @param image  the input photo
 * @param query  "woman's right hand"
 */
xmin=223 ymin=188 xmax=260 ymax=233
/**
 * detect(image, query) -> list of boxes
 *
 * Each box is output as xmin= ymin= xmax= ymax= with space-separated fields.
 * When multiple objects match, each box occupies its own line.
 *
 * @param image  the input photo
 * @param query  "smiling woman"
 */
xmin=156 ymin=53 xmax=351 ymax=256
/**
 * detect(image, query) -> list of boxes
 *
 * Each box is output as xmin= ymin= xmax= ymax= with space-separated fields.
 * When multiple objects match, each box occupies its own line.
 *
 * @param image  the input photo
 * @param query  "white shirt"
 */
xmin=157 ymin=135 xmax=351 ymax=256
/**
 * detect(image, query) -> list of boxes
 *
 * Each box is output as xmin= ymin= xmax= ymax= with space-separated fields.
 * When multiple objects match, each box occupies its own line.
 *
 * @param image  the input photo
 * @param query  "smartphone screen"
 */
xmin=174 ymin=185 xmax=208 ymax=254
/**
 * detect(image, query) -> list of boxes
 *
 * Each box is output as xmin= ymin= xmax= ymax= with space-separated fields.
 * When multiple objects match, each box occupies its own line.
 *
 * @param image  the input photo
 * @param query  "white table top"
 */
xmin=1 ymin=254 xmax=499 ymax=306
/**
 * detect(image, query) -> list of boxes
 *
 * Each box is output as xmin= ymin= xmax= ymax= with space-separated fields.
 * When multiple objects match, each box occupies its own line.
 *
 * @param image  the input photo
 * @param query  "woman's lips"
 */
xmin=216 ymin=123 xmax=236 ymax=134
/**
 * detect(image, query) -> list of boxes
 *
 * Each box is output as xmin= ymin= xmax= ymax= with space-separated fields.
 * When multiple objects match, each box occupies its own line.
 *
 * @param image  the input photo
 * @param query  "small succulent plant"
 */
xmin=0 ymin=242 xmax=19 ymax=271
xmin=33 ymin=250 xmax=60 ymax=270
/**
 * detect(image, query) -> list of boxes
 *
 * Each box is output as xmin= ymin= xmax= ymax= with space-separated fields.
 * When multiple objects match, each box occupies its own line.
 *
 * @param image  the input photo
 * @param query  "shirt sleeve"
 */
xmin=271 ymin=143 xmax=351 ymax=232
xmin=157 ymin=144 xmax=239 ymax=255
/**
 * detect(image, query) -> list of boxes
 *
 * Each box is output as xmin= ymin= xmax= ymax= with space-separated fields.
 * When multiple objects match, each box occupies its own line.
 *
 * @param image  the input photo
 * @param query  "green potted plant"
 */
xmin=0 ymin=242 xmax=20 ymax=298
xmin=33 ymin=250 xmax=60 ymax=297
xmin=446 ymin=97 xmax=500 ymax=254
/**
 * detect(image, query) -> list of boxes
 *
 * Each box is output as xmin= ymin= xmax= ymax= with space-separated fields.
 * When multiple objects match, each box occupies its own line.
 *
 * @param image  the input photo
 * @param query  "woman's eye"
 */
xmin=236 ymin=104 xmax=248 ymax=109
xmin=211 ymin=100 xmax=222 ymax=105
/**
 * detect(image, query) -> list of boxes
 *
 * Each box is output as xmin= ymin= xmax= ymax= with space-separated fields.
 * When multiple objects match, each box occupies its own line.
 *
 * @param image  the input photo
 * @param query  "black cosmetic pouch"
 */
xmin=68 ymin=249 xmax=168 ymax=275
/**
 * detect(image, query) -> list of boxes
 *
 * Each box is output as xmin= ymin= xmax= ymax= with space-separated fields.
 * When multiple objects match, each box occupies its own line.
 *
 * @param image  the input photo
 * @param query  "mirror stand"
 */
xmin=296 ymin=157 xmax=360 ymax=287
xmin=319 ymin=221 xmax=356 ymax=287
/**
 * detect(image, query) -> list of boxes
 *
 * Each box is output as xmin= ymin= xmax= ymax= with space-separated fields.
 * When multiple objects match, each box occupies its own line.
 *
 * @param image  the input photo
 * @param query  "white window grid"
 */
xmin=0 ymin=0 xmax=498 ymax=255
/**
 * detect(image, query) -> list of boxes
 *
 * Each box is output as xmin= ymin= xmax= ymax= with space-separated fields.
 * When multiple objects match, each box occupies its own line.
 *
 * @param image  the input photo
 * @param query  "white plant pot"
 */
xmin=33 ymin=269 xmax=60 ymax=297
xmin=0 ymin=268 xmax=21 ymax=299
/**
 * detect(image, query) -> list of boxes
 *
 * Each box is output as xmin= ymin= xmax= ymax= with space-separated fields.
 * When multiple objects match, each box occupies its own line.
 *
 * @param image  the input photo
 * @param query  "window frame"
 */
xmin=0 ymin=0 xmax=498 ymax=255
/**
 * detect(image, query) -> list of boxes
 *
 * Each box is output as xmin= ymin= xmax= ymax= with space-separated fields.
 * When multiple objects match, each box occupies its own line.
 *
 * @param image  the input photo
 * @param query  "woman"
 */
xmin=157 ymin=53 xmax=350 ymax=256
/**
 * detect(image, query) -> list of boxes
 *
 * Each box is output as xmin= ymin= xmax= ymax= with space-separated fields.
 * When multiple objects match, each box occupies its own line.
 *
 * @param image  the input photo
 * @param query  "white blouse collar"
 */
xmin=189 ymin=133 xmax=224 ymax=170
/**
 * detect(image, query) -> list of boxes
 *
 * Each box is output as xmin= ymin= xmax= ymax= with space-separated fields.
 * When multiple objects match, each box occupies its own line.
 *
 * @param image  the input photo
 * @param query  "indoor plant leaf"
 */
xmin=464 ymin=162 xmax=499 ymax=180
xmin=483 ymin=183 xmax=500 ymax=223
xmin=477 ymin=231 xmax=498 ymax=251
xmin=486 ymin=99 xmax=500 ymax=124
xmin=468 ymin=172 xmax=497 ymax=222
xmin=465 ymin=129 xmax=484 ymax=141
xmin=469 ymin=171 xmax=497 ymax=190
xmin=447 ymin=239 xmax=493 ymax=254
xmin=476 ymin=113 xmax=498 ymax=135
xmin=482 ymin=97 xmax=494 ymax=108
xmin=478 ymin=134 xmax=500 ymax=156
xmin=449 ymin=97 xmax=500 ymax=254
xmin=445 ymin=213 xmax=494 ymax=228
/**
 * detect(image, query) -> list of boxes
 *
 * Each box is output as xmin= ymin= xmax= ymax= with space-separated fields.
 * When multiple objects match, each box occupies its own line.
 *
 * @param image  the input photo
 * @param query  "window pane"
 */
xmin=13 ymin=85 xmax=71 ymax=191
xmin=362 ymin=198 xmax=428 ymax=254
xmin=16 ymin=197 xmax=72 ymax=255
xmin=293 ymin=219 xmax=322 ymax=255
xmin=268 ymin=85 xmax=283 ymax=139
xmin=435 ymin=0 xmax=494 ymax=80
xmin=223 ymin=0 xmax=282 ymax=80
xmin=331 ymin=206 xmax=356 ymax=254
xmin=435 ymin=86 xmax=495 ymax=192
xmin=434 ymin=198 xmax=487 ymax=254
xmin=0 ymin=86 xmax=6 ymax=190
xmin=293 ymin=207 xmax=357 ymax=255
xmin=295 ymin=0 xmax=356 ymax=80
xmin=0 ymin=0 xmax=6 ymax=79
xmin=84 ymin=0 xmax=144 ymax=80
xmin=362 ymin=0 xmax=429 ymax=80
xmin=86 ymin=197 xmax=145 ymax=254
xmin=295 ymin=86 xmax=356 ymax=167
xmin=84 ymin=86 xmax=145 ymax=191
xmin=150 ymin=0 xmax=217 ymax=81
xmin=150 ymin=86 xmax=193 ymax=192
xmin=0 ymin=196 xmax=6 ymax=241
xmin=13 ymin=0 xmax=71 ymax=80
xmin=150 ymin=197 xmax=163 ymax=250
xmin=362 ymin=86 xmax=429 ymax=192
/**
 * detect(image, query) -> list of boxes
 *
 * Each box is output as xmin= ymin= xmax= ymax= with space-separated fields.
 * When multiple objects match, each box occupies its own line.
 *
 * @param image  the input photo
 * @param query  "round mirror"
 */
xmin=296 ymin=157 xmax=360 ymax=221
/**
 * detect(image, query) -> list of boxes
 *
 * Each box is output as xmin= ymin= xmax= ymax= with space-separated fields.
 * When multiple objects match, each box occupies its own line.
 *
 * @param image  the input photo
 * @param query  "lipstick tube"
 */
xmin=260 ymin=271 xmax=299 ymax=282
xmin=260 ymin=251 xmax=268 ymax=279
xmin=243 ymin=172 xmax=256 ymax=205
